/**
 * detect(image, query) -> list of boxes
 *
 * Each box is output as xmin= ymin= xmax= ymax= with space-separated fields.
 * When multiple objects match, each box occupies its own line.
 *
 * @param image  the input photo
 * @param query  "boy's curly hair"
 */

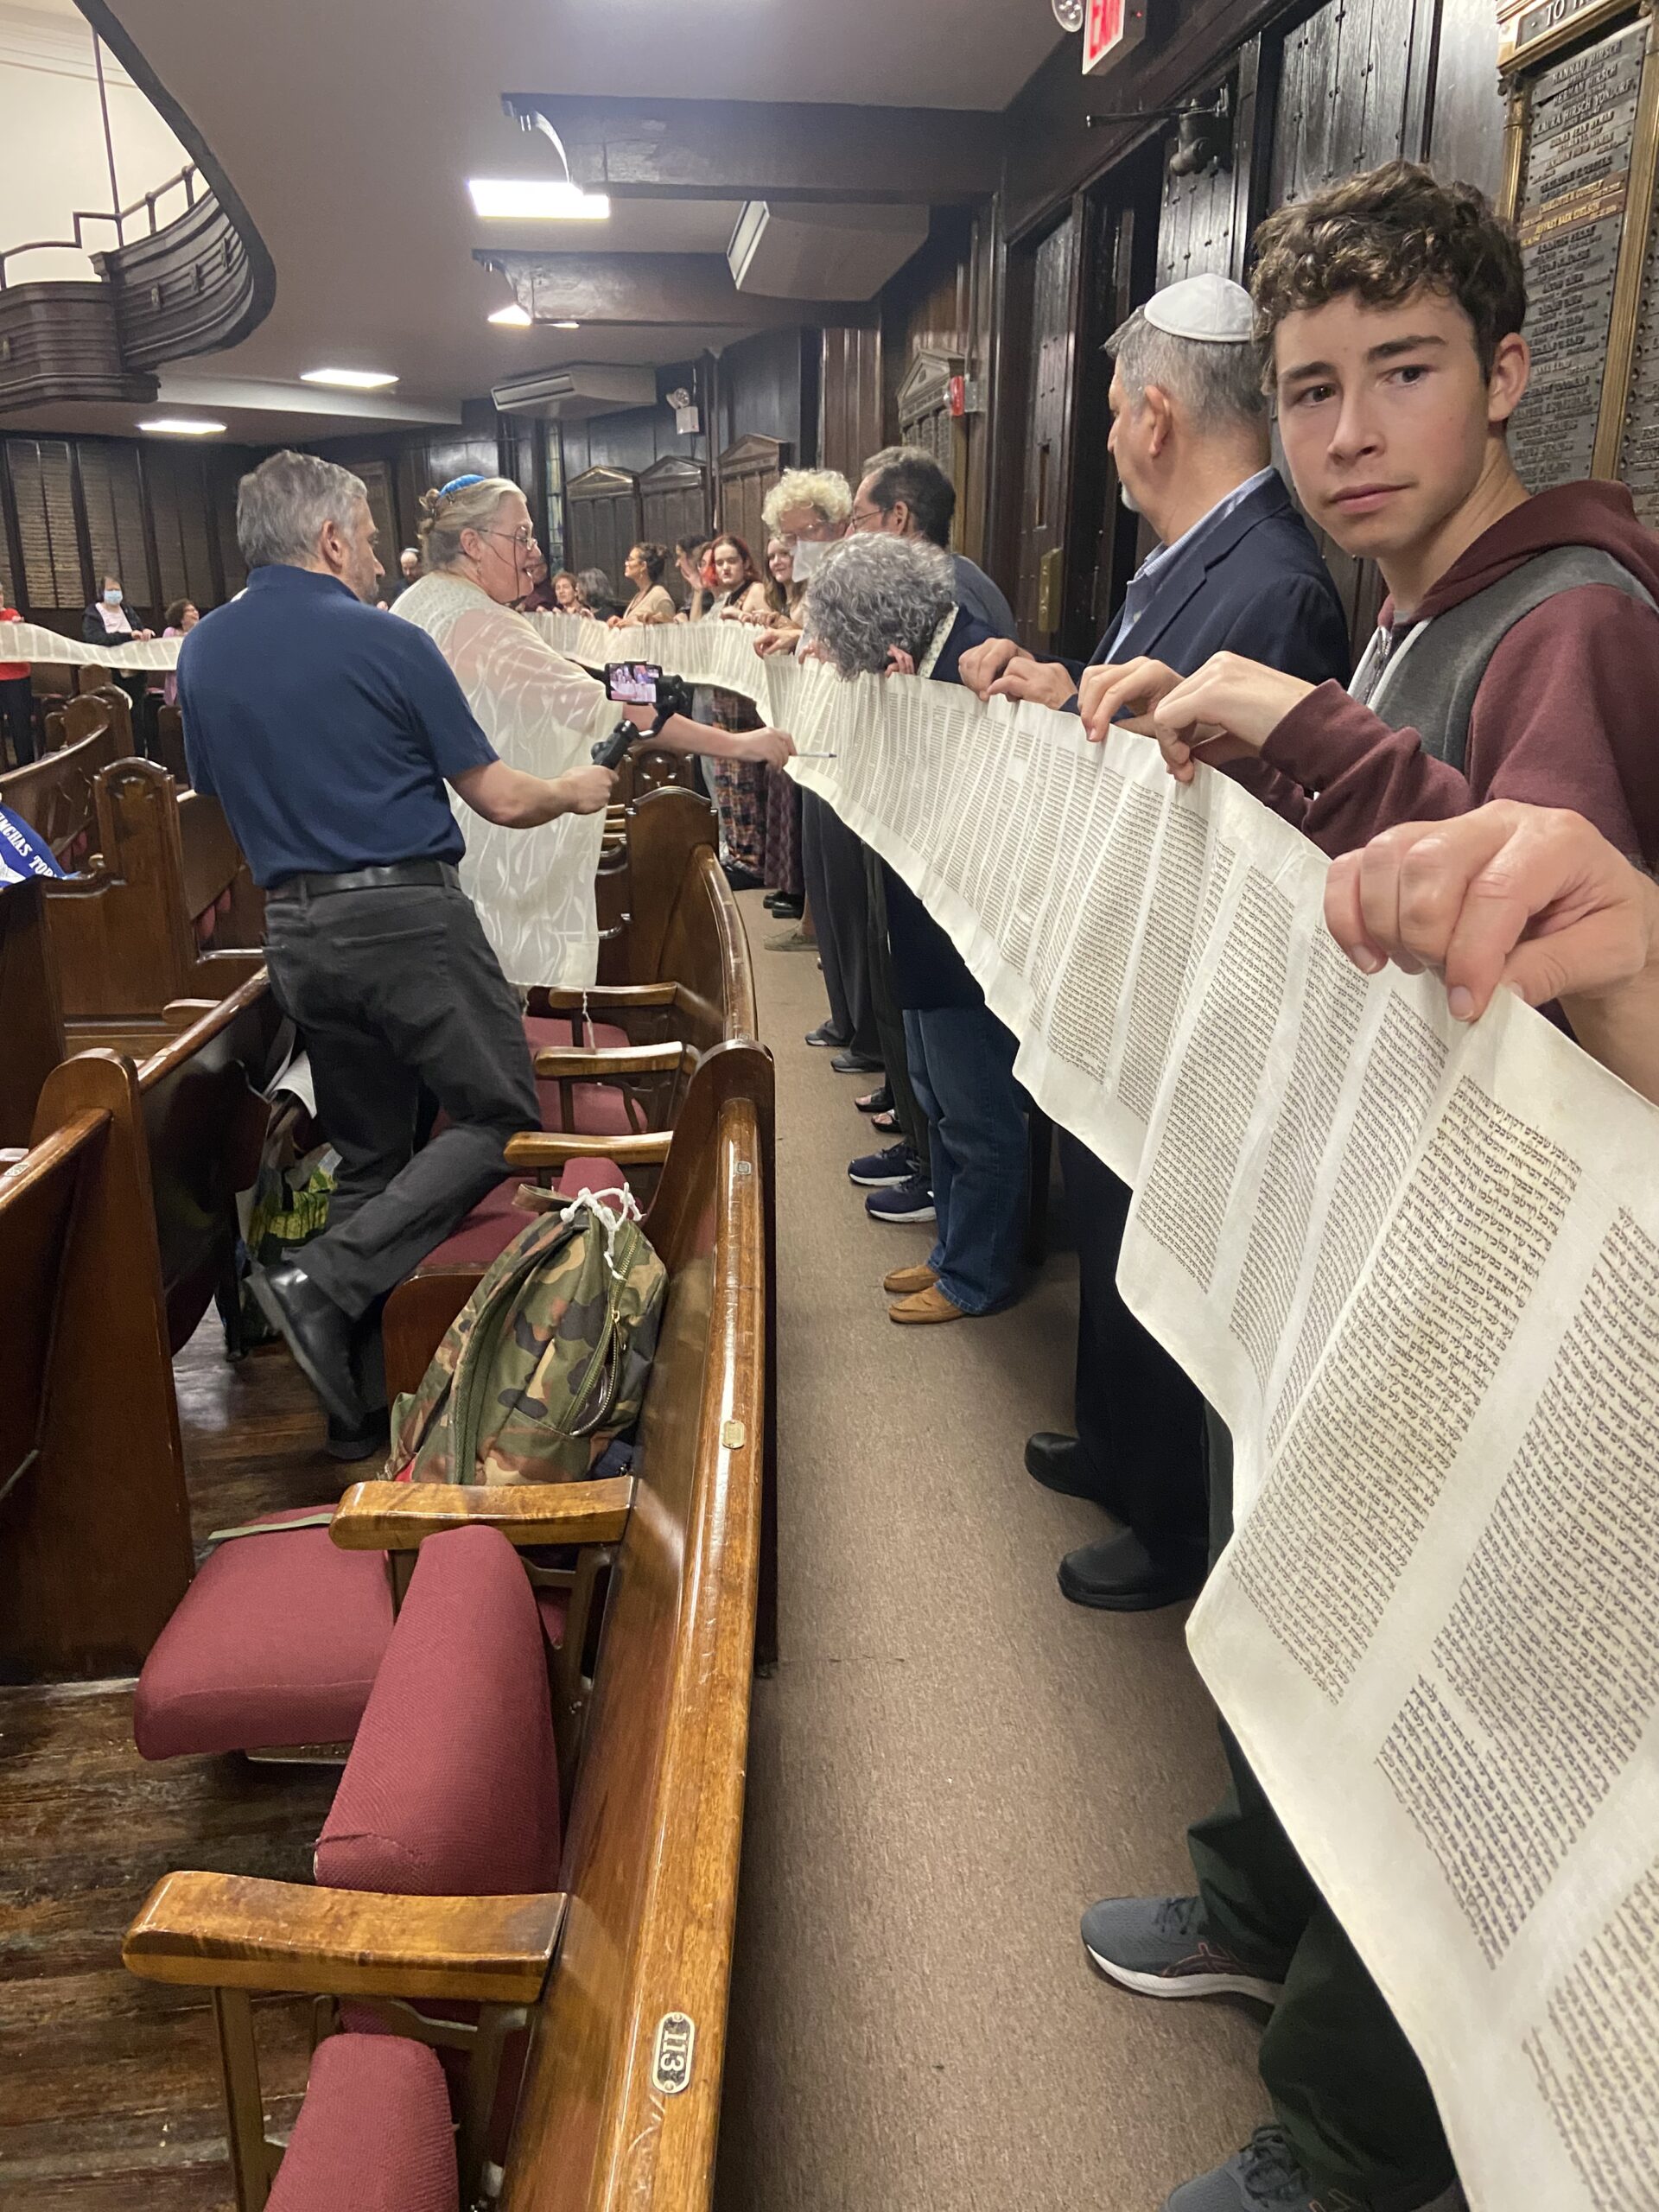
xmin=1250 ymin=162 xmax=1527 ymax=376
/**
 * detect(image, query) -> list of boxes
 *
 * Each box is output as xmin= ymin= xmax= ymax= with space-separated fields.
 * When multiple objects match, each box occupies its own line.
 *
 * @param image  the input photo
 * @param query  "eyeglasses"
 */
xmin=849 ymin=505 xmax=886 ymax=529
xmin=480 ymin=525 xmax=537 ymax=552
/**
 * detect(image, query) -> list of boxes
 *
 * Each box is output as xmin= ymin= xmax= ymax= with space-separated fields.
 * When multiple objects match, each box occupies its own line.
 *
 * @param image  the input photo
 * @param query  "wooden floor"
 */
xmin=0 ymin=1328 xmax=343 ymax=2210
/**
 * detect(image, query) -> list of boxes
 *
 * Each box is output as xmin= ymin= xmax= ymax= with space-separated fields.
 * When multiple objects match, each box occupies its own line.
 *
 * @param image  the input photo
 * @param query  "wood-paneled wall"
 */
xmin=0 ymin=432 xmax=252 ymax=628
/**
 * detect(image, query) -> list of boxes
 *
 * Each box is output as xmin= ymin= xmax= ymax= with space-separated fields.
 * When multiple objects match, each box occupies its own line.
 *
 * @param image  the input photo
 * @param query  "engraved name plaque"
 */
xmin=1510 ymin=19 xmax=1645 ymax=491
xmin=1617 ymin=168 xmax=1659 ymax=521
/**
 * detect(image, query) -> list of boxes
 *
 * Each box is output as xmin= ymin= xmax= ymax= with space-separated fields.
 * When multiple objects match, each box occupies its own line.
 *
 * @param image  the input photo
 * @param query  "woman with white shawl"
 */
xmin=395 ymin=474 xmax=793 ymax=988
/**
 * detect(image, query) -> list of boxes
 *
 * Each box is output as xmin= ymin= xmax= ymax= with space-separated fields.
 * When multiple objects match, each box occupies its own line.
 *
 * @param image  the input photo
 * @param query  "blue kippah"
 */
xmin=439 ymin=473 xmax=487 ymax=496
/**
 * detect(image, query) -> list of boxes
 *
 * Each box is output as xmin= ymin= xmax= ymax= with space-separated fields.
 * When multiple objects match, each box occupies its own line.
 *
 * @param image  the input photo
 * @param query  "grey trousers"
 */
xmin=800 ymin=787 xmax=879 ymax=1057
xmin=262 ymin=880 xmax=539 ymax=1318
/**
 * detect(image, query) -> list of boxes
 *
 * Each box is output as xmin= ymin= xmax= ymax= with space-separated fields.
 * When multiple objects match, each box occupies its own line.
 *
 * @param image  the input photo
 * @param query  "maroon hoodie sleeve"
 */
xmin=1253 ymin=585 xmax=1658 ymax=864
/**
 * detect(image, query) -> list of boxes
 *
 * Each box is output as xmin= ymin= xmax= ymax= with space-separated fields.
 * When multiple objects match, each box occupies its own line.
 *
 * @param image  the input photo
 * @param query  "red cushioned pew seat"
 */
xmin=268 ymin=2036 xmax=458 ymax=2212
xmin=523 ymin=1013 xmax=630 ymax=1055
xmin=416 ymin=1156 xmax=626 ymax=1273
xmin=133 ymin=1507 xmax=393 ymax=1761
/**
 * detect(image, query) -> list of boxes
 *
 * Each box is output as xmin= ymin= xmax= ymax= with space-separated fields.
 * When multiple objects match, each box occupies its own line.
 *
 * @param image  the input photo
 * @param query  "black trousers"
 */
xmin=1058 ymin=1128 xmax=1207 ymax=1568
xmin=861 ymin=849 xmax=929 ymax=1173
xmin=800 ymin=787 xmax=878 ymax=1057
xmin=0 ymin=675 xmax=35 ymax=767
xmin=1192 ymin=1420 xmax=1456 ymax=2208
xmin=262 ymin=879 xmax=539 ymax=1319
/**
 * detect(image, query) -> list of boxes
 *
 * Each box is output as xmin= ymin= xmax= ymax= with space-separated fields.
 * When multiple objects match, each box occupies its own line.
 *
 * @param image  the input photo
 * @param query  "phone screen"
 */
xmin=605 ymin=661 xmax=659 ymax=707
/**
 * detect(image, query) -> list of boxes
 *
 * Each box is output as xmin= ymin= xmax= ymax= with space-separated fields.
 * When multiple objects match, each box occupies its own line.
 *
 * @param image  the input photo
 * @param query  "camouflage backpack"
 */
xmin=389 ymin=1188 xmax=668 ymax=1484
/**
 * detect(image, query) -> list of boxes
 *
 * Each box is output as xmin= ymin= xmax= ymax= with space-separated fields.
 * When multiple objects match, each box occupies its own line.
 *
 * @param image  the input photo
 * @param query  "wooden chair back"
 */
xmin=498 ymin=1040 xmax=769 ymax=2212
xmin=0 ymin=881 xmax=67 ymax=1151
xmin=0 ymin=1050 xmax=194 ymax=1677
xmin=0 ymin=721 xmax=123 ymax=864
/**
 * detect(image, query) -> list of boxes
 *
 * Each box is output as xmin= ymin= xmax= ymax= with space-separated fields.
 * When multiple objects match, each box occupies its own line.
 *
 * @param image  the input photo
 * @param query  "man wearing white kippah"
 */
xmin=962 ymin=271 xmax=1351 ymax=1613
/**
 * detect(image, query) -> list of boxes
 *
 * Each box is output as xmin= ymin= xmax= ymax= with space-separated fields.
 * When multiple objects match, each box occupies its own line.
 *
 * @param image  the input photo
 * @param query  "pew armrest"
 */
xmin=531 ymin=1043 xmax=690 ymax=1079
xmin=527 ymin=984 xmax=679 ymax=1012
xmin=330 ymin=1477 xmax=634 ymax=1551
xmin=124 ymin=1873 xmax=564 ymax=2005
xmin=504 ymin=1131 xmax=671 ymax=1167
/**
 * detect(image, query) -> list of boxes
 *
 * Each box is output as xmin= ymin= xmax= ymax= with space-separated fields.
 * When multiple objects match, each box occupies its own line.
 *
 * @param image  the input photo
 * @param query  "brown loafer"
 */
xmin=888 ymin=1284 xmax=966 ymax=1325
xmin=883 ymin=1261 xmax=938 ymax=1295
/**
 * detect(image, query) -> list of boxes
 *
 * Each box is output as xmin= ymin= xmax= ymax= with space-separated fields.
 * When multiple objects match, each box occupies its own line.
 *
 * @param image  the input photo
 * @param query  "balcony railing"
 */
xmin=0 ymin=164 xmax=202 ymax=292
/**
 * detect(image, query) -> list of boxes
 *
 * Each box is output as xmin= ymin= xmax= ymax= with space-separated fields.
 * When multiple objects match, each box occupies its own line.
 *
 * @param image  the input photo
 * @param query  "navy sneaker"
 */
xmin=1081 ymin=1895 xmax=1283 ymax=2004
xmin=864 ymin=1174 xmax=936 ymax=1224
xmin=1162 ymin=2126 xmax=1466 ymax=2211
xmin=849 ymin=1143 xmax=918 ymax=1189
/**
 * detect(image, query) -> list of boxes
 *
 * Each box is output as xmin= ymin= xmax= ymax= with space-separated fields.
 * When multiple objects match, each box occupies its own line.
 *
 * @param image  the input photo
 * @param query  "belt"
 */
xmin=266 ymin=860 xmax=460 ymax=903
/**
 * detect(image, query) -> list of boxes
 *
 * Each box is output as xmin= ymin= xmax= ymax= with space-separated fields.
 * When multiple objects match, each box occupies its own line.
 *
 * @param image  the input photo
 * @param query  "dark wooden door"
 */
xmin=716 ymin=435 xmax=789 ymax=561
xmin=639 ymin=455 xmax=711 ymax=576
xmin=565 ymin=466 xmax=642 ymax=597
xmin=1012 ymin=210 xmax=1084 ymax=647
xmin=1268 ymin=0 xmax=1435 ymax=654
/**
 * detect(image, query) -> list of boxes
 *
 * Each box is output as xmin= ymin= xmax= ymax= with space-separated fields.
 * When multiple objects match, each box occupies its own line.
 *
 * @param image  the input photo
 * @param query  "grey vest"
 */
xmin=1357 ymin=546 xmax=1657 ymax=773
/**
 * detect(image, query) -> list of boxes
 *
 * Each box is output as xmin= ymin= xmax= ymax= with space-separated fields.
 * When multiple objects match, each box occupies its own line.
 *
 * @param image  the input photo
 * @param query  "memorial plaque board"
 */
xmin=1508 ymin=18 xmax=1645 ymax=491
xmin=1617 ymin=149 xmax=1659 ymax=519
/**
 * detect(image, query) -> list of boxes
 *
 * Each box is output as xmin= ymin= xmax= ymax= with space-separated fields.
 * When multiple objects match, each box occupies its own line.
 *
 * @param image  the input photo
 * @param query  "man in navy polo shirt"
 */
xmin=179 ymin=449 xmax=613 ymax=1444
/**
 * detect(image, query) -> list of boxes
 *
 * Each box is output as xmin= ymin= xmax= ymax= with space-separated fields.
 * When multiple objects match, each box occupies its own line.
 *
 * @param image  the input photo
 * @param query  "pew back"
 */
xmin=502 ymin=1041 xmax=769 ymax=2212
xmin=0 ymin=1052 xmax=194 ymax=1676
xmin=44 ymin=759 xmax=263 ymax=1039
xmin=0 ymin=880 xmax=65 ymax=1150
xmin=0 ymin=722 xmax=123 ymax=864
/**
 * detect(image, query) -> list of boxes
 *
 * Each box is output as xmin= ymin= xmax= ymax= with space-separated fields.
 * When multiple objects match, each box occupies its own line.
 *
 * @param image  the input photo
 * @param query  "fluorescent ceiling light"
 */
xmin=468 ymin=178 xmax=610 ymax=220
xmin=553 ymin=319 xmax=581 ymax=329
xmin=139 ymin=416 xmax=225 ymax=435
xmin=301 ymin=366 xmax=399 ymax=390
xmin=489 ymin=302 xmax=533 ymax=327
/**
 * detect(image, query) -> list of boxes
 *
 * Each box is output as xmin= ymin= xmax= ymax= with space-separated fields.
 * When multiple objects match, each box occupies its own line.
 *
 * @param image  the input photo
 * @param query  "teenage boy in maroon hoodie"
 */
xmin=1078 ymin=163 xmax=1659 ymax=2212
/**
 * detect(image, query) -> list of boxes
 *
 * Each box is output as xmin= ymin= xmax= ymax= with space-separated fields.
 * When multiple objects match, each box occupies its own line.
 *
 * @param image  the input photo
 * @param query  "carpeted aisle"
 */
xmin=715 ymin=893 xmax=1270 ymax=2212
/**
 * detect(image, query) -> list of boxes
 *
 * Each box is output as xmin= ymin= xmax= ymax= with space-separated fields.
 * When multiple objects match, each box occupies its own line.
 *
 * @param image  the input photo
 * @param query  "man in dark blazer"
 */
xmin=963 ymin=271 xmax=1352 ymax=1611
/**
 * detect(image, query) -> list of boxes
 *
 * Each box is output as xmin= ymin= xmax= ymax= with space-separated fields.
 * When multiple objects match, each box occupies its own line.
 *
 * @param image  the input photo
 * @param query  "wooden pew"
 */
xmin=0 ymin=880 xmax=65 ymax=1152
xmin=46 ymin=683 xmax=135 ymax=758
xmin=43 ymin=758 xmax=265 ymax=1052
xmin=0 ymin=1050 xmax=194 ymax=1676
xmin=153 ymin=700 xmax=189 ymax=785
xmin=0 ymin=719 xmax=124 ymax=865
xmin=123 ymin=1040 xmax=772 ymax=2210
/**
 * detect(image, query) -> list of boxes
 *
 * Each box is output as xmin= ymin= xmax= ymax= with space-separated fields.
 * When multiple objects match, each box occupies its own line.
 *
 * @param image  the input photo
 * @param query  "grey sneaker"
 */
xmin=1163 ymin=2127 xmax=1466 ymax=2212
xmin=1080 ymin=1894 xmax=1283 ymax=2004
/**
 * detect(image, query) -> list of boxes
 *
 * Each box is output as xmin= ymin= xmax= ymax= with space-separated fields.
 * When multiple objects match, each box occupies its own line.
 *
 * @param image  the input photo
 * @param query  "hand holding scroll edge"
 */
xmin=1148 ymin=652 xmax=1314 ymax=780
xmin=1324 ymin=803 xmax=1659 ymax=1103
xmin=1077 ymin=656 xmax=1185 ymax=743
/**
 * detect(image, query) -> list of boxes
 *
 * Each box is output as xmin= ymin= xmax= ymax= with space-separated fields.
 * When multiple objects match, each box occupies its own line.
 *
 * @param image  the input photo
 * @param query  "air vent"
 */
xmin=728 ymin=202 xmax=929 ymax=301
xmin=491 ymin=363 xmax=659 ymax=420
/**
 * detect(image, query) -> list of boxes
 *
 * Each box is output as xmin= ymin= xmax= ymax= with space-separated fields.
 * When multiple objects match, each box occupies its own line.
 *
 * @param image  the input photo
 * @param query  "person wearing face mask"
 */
xmin=175 ymin=453 xmax=616 ymax=1447
xmin=397 ymin=478 xmax=794 ymax=983
xmin=84 ymin=570 xmax=157 ymax=736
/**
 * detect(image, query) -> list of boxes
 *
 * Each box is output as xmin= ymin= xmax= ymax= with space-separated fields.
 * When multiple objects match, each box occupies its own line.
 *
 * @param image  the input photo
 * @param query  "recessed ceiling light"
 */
xmin=467 ymin=178 xmax=610 ymax=220
xmin=139 ymin=416 xmax=226 ymax=436
xmin=553 ymin=319 xmax=580 ymax=330
xmin=300 ymin=366 xmax=399 ymax=390
xmin=489 ymin=302 xmax=533 ymax=327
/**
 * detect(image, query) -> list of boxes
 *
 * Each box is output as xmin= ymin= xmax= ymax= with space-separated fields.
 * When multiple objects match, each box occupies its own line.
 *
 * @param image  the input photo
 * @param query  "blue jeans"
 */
xmin=902 ymin=1005 xmax=1027 ymax=1314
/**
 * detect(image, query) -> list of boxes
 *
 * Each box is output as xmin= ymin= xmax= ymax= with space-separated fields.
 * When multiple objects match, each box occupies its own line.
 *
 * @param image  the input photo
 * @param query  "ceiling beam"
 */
xmin=476 ymin=251 xmax=878 ymax=328
xmin=502 ymin=95 xmax=1001 ymax=205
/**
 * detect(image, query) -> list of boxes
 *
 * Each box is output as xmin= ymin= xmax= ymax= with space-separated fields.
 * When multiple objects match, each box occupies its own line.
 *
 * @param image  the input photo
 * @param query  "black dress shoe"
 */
xmin=805 ymin=1022 xmax=849 ymax=1049
xmin=1024 ymin=1429 xmax=1117 ymax=1503
xmin=855 ymin=1084 xmax=893 ymax=1116
xmin=1058 ymin=1529 xmax=1207 ymax=1613
xmin=830 ymin=1048 xmax=884 ymax=1075
xmin=769 ymin=893 xmax=804 ymax=920
xmin=250 ymin=1262 xmax=370 ymax=1432
xmin=325 ymin=1409 xmax=390 ymax=1463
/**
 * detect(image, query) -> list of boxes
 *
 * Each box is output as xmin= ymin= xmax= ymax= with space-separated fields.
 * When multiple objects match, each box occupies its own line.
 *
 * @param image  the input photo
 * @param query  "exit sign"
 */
xmin=1084 ymin=0 xmax=1148 ymax=72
